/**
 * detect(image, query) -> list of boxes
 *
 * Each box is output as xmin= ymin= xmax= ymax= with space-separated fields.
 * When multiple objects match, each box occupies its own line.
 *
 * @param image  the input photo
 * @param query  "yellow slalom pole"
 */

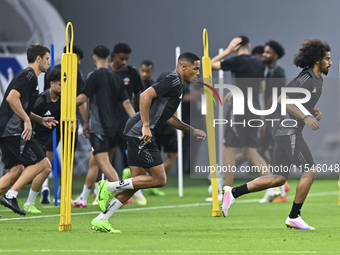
xmin=59 ymin=22 xmax=78 ymax=231
xmin=202 ymin=29 xmax=221 ymax=217
xmin=338 ymin=60 xmax=340 ymax=206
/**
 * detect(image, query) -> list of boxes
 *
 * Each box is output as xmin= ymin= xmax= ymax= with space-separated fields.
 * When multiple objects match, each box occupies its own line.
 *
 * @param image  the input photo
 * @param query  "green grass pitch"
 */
xmin=0 ymin=176 xmax=340 ymax=254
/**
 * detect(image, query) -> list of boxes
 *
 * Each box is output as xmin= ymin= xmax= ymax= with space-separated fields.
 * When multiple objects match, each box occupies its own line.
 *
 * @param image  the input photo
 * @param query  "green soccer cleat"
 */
xmin=122 ymin=168 xmax=131 ymax=180
xmin=23 ymin=204 xmax=42 ymax=214
xmin=91 ymin=218 xmax=121 ymax=233
xmin=148 ymin=188 xmax=165 ymax=196
xmin=97 ymin=180 xmax=111 ymax=212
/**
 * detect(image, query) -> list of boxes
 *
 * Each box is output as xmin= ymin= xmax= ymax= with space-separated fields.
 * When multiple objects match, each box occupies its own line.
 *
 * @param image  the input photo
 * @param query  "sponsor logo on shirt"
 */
xmin=44 ymin=110 xmax=51 ymax=116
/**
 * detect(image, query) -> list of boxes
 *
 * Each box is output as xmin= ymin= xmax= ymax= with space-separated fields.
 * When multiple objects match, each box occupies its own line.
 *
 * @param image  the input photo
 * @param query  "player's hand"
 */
xmin=191 ymin=128 xmax=206 ymax=140
xmin=22 ymin=119 xmax=32 ymax=141
xmin=83 ymin=121 xmax=90 ymax=138
xmin=227 ymin=37 xmax=242 ymax=53
xmin=141 ymin=125 xmax=152 ymax=144
xmin=41 ymin=117 xmax=58 ymax=129
xmin=224 ymin=92 xmax=233 ymax=105
xmin=304 ymin=116 xmax=320 ymax=131
xmin=313 ymin=107 xmax=322 ymax=121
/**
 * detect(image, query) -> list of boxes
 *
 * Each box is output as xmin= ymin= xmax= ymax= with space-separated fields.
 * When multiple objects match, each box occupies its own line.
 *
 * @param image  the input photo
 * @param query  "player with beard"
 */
xmin=220 ymin=39 xmax=331 ymax=230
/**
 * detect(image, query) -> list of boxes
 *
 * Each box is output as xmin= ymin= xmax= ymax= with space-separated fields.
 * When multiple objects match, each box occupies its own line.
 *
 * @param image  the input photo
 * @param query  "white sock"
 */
xmin=80 ymin=185 xmax=92 ymax=202
xmin=24 ymin=189 xmax=39 ymax=206
xmin=42 ymin=178 xmax=49 ymax=188
xmin=279 ymin=185 xmax=286 ymax=197
xmin=106 ymin=178 xmax=134 ymax=192
xmin=6 ymin=189 xmax=18 ymax=199
xmin=94 ymin=182 xmax=98 ymax=195
xmin=96 ymin=198 xmax=123 ymax=221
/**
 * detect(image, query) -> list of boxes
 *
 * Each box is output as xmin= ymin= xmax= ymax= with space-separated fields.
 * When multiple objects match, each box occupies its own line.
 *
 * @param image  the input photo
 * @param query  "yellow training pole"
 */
xmin=202 ymin=29 xmax=221 ymax=217
xmin=59 ymin=22 xmax=77 ymax=231
xmin=338 ymin=60 xmax=340 ymax=206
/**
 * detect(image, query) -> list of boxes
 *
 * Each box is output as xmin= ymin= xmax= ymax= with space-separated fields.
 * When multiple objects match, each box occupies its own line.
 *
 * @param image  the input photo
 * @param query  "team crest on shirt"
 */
xmin=123 ymin=77 xmax=130 ymax=85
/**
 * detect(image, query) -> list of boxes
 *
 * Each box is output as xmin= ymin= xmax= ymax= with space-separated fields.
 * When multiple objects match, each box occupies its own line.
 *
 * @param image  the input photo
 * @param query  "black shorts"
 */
xmin=259 ymin=124 xmax=274 ymax=151
xmin=273 ymin=132 xmax=315 ymax=178
xmin=126 ymin=136 xmax=163 ymax=168
xmin=90 ymin=133 xmax=116 ymax=155
xmin=0 ymin=136 xmax=45 ymax=169
xmin=223 ymin=116 xmax=258 ymax=148
xmin=111 ymin=131 xmax=127 ymax=152
xmin=154 ymin=132 xmax=177 ymax=153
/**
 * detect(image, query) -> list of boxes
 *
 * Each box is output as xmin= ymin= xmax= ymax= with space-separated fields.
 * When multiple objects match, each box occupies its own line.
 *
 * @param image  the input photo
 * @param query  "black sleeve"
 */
xmin=152 ymin=76 xmax=175 ymax=98
xmin=81 ymin=72 xmax=97 ymax=98
xmin=220 ymin=57 xmax=237 ymax=71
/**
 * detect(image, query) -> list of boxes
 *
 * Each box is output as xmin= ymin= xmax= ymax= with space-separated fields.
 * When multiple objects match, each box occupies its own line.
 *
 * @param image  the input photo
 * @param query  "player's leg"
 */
xmin=0 ymin=137 xmax=46 ymax=215
xmin=72 ymin=151 xmax=99 ymax=208
xmin=223 ymin=146 xmax=236 ymax=186
xmin=0 ymin=138 xmax=24 ymax=195
xmin=23 ymin=160 xmax=51 ymax=213
xmin=91 ymin=165 xmax=148 ymax=233
xmin=286 ymin=134 xmax=316 ymax=230
xmin=0 ymin=165 xmax=23 ymax=196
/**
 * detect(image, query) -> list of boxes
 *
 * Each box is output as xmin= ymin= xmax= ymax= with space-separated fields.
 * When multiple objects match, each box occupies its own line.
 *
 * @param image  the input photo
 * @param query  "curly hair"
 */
xmin=293 ymin=39 xmax=331 ymax=68
xmin=265 ymin=40 xmax=285 ymax=59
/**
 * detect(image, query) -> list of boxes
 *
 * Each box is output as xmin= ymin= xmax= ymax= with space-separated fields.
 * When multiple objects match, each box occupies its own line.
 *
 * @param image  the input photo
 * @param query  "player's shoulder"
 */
xmin=16 ymin=67 xmax=36 ymax=82
xmin=296 ymin=68 xmax=315 ymax=84
xmin=163 ymin=71 xmax=181 ymax=86
xmin=272 ymin=65 xmax=286 ymax=78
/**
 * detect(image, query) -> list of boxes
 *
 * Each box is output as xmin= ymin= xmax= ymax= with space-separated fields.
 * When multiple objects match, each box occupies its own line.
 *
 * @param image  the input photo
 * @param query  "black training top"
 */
xmin=124 ymin=71 xmax=183 ymax=138
xmin=114 ymin=65 xmax=144 ymax=132
xmin=265 ymin=65 xmax=286 ymax=119
xmin=274 ymin=68 xmax=323 ymax=136
xmin=0 ymin=67 xmax=39 ymax=138
xmin=32 ymin=89 xmax=60 ymax=145
xmin=81 ymin=67 xmax=129 ymax=137
xmin=221 ymin=54 xmax=264 ymax=117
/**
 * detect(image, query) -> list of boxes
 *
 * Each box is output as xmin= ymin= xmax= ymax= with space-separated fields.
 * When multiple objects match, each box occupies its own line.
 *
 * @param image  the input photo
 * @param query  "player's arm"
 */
xmin=122 ymin=99 xmax=135 ymax=117
xmin=6 ymin=89 xmax=32 ymax=140
xmin=166 ymin=114 xmax=206 ymax=139
xmin=76 ymin=93 xmax=88 ymax=107
xmin=278 ymin=94 xmax=320 ymax=130
xmin=29 ymin=112 xmax=58 ymax=129
xmin=78 ymin=102 xmax=87 ymax=122
xmin=140 ymin=87 xmax=157 ymax=144
xmin=211 ymin=37 xmax=242 ymax=70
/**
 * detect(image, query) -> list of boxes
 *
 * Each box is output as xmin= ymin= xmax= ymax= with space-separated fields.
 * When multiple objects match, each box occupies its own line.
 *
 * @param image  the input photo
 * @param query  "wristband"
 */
xmin=302 ymin=115 xmax=309 ymax=121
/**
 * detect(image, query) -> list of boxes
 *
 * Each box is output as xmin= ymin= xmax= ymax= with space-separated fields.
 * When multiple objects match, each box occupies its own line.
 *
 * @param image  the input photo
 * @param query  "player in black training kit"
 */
xmin=220 ymin=39 xmax=331 ymax=230
xmin=74 ymin=45 xmax=135 ymax=208
xmin=91 ymin=52 xmax=206 ymax=233
xmin=259 ymin=40 xmax=290 ymax=203
xmin=211 ymin=36 xmax=270 ymax=191
xmin=0 ymin=44 xmax=57 ymax=216
xmin=19 ymin=68 xmax=61 ymax=213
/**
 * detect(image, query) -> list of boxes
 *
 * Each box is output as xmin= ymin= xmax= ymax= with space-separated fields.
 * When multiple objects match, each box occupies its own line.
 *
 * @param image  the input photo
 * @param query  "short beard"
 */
xmin=322 ymin=69 xmax=329 ymax=75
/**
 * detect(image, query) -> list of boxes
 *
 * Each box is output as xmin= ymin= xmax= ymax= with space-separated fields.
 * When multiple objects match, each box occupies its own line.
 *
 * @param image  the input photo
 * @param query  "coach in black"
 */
xmin=220 ymin=39 xmax=331 ymax=230
xmin=0 ymin=44 xmax=57 ymax=215
xmin=91 ymin=52 xmax=206 ymax=233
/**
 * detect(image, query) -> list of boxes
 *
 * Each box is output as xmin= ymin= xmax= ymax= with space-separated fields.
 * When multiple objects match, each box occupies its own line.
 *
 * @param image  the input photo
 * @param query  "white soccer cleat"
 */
xmin=134 ymin=190 xmax=147 ymax=205
xmin=285 ymin=216 xmax=315 ymax=230
xmin=220 ymin=186 xmax=235 ymax=217
xmin=259 ymin=187 xmax=281 ymax=203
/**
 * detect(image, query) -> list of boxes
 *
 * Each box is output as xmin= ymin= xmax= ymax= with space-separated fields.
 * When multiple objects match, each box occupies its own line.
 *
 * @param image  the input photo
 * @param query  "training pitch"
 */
xmin=0 ymin=176 xmax=339 ymax=254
